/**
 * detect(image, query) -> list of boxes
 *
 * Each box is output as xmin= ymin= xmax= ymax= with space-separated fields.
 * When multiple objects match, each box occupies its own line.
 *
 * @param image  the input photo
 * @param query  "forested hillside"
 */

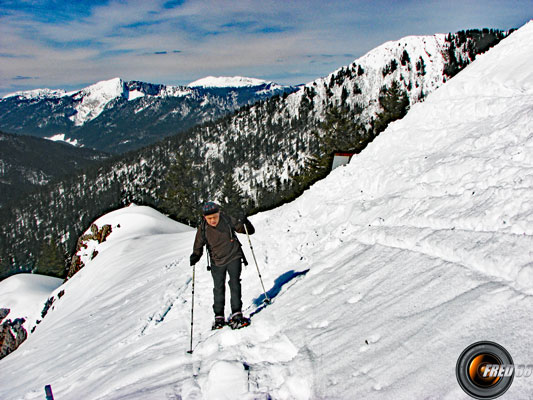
xmin=0 ymin=131 xmax=108 ymax=207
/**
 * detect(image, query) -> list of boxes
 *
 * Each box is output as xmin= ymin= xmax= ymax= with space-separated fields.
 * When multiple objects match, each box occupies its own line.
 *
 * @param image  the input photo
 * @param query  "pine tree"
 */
xmin=220 ymin=173 xmax=246 ymax=216
xmin=341 ymin=86 xmax=349 ymax=106
xmin=158 ymin=153 xmax=201 ymax=226
xmin=416 ymin=56 xmax=426 ymax=76
xmin=400 ymin=50 xmax=411 ymax=66
xmin=35 ymin=239 xmax=66 ymax=278
xmin=374 ymin=81 xmax=409 ymax=134
xmin=292 ymin=106 xmax=366 ymax=192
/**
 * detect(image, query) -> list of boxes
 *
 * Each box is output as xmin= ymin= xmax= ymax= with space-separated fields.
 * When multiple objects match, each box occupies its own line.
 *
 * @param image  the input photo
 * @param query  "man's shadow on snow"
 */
xmin=250 ymin=269 xmax=309 ymax=317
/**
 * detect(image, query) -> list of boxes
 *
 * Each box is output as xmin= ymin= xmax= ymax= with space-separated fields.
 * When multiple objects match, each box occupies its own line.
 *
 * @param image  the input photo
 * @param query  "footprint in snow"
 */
xmin=308 ymin=320 xmax=329 ymax=329
xmin=312 ymin=286 xmax=325 ymax=295
xmin=367 ymin=333 xmax=381 ymax=343
xmin=298 ymin=304 xmax=311 ymax=312
xmin=204 ymin=360 xmax=249 ymax=399
xmin=359 ymin=334 xmax=381 ymax=352
xmin=347 ymin=294 xmax=363 ymax=304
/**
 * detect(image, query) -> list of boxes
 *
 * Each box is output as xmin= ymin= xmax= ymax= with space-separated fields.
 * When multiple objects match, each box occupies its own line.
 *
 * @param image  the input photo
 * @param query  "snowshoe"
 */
xmin=212 ymin=316 xmax=226 ymax=330
xmin=228 ymin=312 xmax=251 ymax=330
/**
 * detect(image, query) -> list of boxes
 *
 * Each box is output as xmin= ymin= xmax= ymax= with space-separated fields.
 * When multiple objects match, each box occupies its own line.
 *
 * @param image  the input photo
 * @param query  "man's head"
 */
xmin=202 ymin=202 xmax=220 ymax=227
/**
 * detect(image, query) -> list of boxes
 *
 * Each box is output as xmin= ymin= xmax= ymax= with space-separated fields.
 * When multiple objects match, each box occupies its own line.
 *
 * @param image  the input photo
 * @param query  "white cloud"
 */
xmin=1 ymin=0 xmax=531 ymax=95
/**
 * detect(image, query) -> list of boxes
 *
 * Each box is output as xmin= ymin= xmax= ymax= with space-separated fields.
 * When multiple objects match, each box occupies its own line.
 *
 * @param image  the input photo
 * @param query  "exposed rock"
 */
xmin=41 ymin=296 xmax=55 ymax=319
xmin=0 ymin=315 xmax=27 ymax=360
xmin=11 ymin=318 xmax=27 ymax=348
xmin=0 ymin=322 xmax=15 ymax=359
xmin=66 ymin=223 xmax=112 ymax=279
xmin=0 ymin=308 xmax=9 ymax=323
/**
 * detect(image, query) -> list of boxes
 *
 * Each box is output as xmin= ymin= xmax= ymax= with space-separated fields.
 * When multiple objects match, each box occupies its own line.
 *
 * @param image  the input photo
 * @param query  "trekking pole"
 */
xmin=187 ymin=263 xmax=196 ymax=354
xmin=243 ymin=223 xmax=270 ymax=304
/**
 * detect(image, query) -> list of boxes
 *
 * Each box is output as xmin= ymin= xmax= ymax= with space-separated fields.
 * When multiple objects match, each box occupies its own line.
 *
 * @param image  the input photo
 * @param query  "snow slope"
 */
xmin=69 ymin=78 xmax=126 ymax=126
xmin=45 ymin=133 xmax=81 ymax=147
xmin=1 ymin=22 xmax=533 ymax=400
xmin=0 ymin=274 xmax=63 ymax=332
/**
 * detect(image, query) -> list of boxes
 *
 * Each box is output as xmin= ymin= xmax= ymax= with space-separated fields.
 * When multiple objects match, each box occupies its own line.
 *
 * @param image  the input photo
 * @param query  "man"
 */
xmin=190 ymin=201 xmax=255 ymax=330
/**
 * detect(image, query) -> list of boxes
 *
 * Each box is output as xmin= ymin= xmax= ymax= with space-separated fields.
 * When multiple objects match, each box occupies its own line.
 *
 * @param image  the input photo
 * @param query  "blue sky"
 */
xmin=0 ymin=0 xmax=531 ymax=96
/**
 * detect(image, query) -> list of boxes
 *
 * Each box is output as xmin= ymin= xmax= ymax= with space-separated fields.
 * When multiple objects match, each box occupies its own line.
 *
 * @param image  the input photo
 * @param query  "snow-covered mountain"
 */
xmin=1 ymin=22 xmax=532 ymax=399
xmin=177 ymin=29 xmax=509 ymax=201
xmin=4 ymin=77 xmax=186 ymax=127
xmin=0 ymin=77 xmax=297 ymax=153
xmin=0 ymin=29 xmax=506 ymax=156
xmin=0 ymin=28 xmax=509 ymax=280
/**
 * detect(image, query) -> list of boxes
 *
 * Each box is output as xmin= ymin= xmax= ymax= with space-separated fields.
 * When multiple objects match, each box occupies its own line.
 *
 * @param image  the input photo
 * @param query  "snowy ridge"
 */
xmin=188 ymin=76 xmax=271 ymax=88
xmin=3 ymin=88 xmax=67 ymax=100
xmin=1 ymin=77 xmax=195 ymax=127
xmin=283 ymin=33 xmax=448 ymax=122
xmin=45 ymin=134 xmax=81 ymax=146
xmin=0 ymin=23 xmax=532 ymax=399
xmin=1 ymin=76 xmax=291 ymax=129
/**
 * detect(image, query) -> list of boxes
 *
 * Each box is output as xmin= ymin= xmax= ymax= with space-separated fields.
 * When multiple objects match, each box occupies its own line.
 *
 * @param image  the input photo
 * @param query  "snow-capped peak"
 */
xmin=71 ymin=77 xmax=125 ymax=100
xmin=69 ymin=78 xmax=126 ymax=126
xmin=3 ymin=88 xmax=67 ymax=100
xmin=187 ymin=76 xmax=271 ymax=88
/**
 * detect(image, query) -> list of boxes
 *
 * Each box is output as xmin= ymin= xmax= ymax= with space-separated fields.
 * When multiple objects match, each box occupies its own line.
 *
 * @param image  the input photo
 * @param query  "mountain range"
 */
xmin=0 ymin=28 xmax=510 ymax=280
xmin=0 ymin=77 xmax=297 ymax=153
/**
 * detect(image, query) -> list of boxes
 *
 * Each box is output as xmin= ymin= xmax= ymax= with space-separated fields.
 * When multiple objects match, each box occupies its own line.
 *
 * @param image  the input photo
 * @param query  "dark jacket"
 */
xmin=192 ymin=213 xmax=255 ymax=267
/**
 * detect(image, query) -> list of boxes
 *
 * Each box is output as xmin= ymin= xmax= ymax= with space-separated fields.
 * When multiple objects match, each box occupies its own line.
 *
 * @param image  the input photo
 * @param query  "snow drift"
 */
xmin=0 ymin=274 xmax=62 ymax=334
xmin=1 ymin=22 xmax=533 ymax=399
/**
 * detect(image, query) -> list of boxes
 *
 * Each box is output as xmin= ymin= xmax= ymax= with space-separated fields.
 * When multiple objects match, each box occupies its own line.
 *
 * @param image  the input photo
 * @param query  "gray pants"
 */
xmin=210 ymin=258 xmax=242 ymax=317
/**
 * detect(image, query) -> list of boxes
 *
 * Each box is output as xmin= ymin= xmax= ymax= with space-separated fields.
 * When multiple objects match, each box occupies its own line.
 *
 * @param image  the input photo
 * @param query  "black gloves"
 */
xmin=237 ymin=211 xmax=248 ymax=224
xmin=190 ymin=253 xmax=201 ymax=266
xmin=238 ymin=213 xmax=254 ymax=234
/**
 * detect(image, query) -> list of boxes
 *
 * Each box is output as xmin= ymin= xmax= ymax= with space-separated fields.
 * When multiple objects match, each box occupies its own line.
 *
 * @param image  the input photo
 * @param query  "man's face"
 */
xmin=205 ymin=212 xmax=220 ymax=227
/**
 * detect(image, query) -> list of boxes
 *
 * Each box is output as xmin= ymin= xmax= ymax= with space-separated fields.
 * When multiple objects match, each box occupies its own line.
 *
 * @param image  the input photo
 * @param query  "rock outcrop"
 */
xmin=0 ymin=309 xmax=27 ymax=360
xmin=67 ymin=223 xmax=112 ymax=279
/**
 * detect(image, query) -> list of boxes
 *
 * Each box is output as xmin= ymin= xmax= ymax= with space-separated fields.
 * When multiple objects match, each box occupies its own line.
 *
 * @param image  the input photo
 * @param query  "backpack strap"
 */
xmin=221 ymin=213 xmax=238 ymax=242
xmin=221 ymin=213 xmax=249 ymax=266
xmin=202 ymin=213 xmax=249 ymax=267
xmin=200 ymin=218 xmax=212 ymax=270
